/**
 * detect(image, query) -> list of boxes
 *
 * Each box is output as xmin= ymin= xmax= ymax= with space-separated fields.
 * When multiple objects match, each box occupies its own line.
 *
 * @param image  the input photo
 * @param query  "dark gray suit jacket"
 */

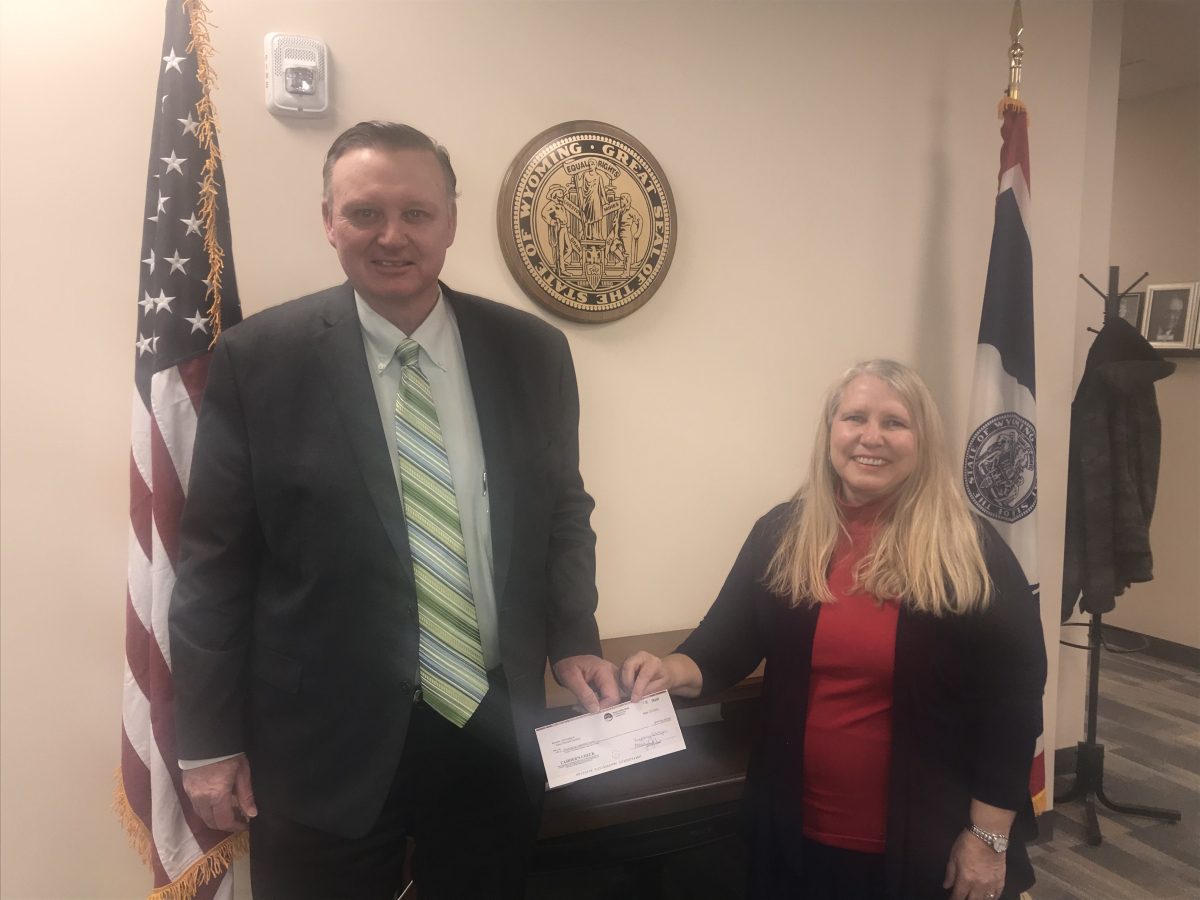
xmin=170 ymin=282 xmax=602 ymax=837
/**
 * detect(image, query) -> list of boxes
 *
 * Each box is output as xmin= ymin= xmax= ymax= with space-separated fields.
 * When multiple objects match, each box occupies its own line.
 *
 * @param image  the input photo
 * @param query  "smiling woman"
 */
xmin=771 ymin=359 xmax=991 ymax=617
xmin=619 ymin=359 xmax=1047 ymax=900
xmin=828 ymin=373 xmax=918 ymax=506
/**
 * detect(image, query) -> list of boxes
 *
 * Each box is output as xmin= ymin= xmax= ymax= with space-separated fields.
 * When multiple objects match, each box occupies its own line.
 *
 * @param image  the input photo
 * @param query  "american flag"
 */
xmin=961 ymin=103 xmax=1046 ymax=814
xmin=117 ymin=2 xmax=246 ymax=897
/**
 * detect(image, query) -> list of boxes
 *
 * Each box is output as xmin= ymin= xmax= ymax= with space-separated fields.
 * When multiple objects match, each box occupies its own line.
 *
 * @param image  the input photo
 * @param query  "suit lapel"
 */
xmin=447 ymin=287 xmax=516 ymax=610
xmin=313 ymin=285 xmax=415 ymax=588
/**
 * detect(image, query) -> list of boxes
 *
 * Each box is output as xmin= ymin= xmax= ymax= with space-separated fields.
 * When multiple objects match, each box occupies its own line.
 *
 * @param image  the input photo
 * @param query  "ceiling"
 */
xmin=1119 ymin=0 xmax=1200 ymax=100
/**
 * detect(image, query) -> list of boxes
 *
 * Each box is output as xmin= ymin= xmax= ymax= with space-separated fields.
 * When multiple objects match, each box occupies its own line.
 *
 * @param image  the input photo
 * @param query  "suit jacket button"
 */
xmin=399 ymin=681 xmax=412 ymax=695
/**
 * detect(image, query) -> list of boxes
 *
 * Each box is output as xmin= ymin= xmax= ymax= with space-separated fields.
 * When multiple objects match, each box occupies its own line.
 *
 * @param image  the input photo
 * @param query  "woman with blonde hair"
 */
xmin=622 ymin=360 xmax=1045 ymax=900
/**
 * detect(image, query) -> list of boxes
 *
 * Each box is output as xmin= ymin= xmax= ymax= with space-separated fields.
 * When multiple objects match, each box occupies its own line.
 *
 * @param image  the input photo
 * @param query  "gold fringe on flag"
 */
xmin=147 ymin=833 xmax=248 ymax=900
xmin=1031 ymin=786 xmax=1048 ymax=816
xmin=114 ymin=767 xmax=250 ymax=900
xmin=183 ymin=0 xmax=232 ymax=347
xmin=113 ymin=767 xmax=157 ymax=872
xmin=998 ymin=95 xmax=1029 ymax=119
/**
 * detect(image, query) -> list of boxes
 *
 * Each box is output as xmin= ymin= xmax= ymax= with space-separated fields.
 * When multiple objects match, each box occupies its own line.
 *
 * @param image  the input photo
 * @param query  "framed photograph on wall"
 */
xmin=1116 ymin=291 xmax=1146 ymax=331
xmin=1142 ymin=283 xmax=1196 ymax=350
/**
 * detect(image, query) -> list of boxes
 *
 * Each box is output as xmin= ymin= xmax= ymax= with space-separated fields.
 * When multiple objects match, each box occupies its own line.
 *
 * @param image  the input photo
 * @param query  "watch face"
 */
xmin=971 ymin=825 xmax=1008 ymax=853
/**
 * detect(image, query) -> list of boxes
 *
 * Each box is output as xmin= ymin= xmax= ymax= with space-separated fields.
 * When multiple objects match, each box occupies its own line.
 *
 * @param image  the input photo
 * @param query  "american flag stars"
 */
xmin=160 ymin=150 xmax=187 ymax=176
xmin=135 ymin=332 xmax=160 ymax=356
xmin=162 ymin=47 xmax=185 ymax=73
xmin=148 ymin=190 xmax=169 ymax=223
xmin=152 ymin=289 xmax=175 ymax=313
xmin=184 ymin=312 xmax=210 ymax=335
xmin=164 ymin=250 xmax=189 ymax=275
xmin=137 ymin=288 xmax=176 ymax=317
xmin=137 ymin=97 xmax=208 ymax=356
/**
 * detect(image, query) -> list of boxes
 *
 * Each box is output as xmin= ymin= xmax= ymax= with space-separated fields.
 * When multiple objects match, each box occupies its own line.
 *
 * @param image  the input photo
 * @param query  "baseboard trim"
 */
xmin=1101 ymin=625 xmax=1200 ymax=669
xmin=1052 ymin=624 xmax=1198 ymax=781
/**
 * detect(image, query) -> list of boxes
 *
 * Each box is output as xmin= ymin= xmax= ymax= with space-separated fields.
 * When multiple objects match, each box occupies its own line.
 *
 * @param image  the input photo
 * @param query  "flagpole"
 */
xmin=1000 ymin=0 xmax=1027 ymax=117
xmin=962 ymin=0 xmax=1045 ymax=818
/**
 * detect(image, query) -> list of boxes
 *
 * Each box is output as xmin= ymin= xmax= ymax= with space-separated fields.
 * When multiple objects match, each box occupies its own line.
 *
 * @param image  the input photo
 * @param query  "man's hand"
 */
xmin=181 ymin=754 xmax=257 ymax=832
xmin=552 ymin=654 xmax=620 ymax=713
xmin=942 ymin=827 xmax=1006 ymax=900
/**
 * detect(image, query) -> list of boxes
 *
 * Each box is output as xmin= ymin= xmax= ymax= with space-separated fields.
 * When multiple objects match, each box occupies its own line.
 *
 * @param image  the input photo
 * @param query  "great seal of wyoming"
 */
xmin=497 ymin=121 xmax=676 ymax=323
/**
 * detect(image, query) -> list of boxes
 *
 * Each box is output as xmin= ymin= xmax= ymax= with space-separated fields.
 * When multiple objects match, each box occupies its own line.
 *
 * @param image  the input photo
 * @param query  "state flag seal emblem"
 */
xmin=497 ymin=121 xmax=676 ymax=323
xmin=962 ymin=411 xmax=1038 ymax=522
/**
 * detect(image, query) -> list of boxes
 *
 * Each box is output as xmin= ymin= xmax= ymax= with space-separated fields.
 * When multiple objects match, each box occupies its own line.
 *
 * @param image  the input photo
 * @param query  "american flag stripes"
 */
xmin=117 ymin=2 xmax=246 ymax=897
xmin=961 ymin=104 xmax=1046 ymax=814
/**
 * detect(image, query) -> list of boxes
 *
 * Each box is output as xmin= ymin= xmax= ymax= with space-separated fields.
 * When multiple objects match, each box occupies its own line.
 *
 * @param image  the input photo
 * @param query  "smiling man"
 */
xmin=169 ymin=121 xmax=618 ymax=899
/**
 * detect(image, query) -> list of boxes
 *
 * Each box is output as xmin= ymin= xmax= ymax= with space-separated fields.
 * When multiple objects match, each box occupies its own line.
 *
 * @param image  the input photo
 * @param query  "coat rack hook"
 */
xmin=1079 ymin=272 xmax=1108 ymax=301
xmin=1120 ymin=271 xmax=1150 ymax=297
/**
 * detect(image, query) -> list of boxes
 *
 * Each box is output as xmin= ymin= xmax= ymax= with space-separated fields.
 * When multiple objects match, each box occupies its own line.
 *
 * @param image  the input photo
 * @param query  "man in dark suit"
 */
xmin=169 ymin=121 xmax=619 ymax=899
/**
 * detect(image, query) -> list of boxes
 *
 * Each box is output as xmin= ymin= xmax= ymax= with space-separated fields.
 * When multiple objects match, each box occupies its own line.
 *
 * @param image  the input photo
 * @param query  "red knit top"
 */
xmin=801 ymin=499 xmax=900 ymax=854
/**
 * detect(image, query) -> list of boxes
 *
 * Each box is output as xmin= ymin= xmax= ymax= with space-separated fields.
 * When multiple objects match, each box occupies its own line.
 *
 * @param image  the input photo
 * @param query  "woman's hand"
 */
xmin=942 ymin=827 xmax=1006 ymax=900
xmin=619 ymin=651 xmax=702 ymax=701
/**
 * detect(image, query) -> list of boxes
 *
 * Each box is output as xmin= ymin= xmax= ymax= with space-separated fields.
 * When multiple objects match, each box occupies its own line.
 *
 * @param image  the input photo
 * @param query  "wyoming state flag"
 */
xmin=962 ymin=107 xmax=1045 ymax=814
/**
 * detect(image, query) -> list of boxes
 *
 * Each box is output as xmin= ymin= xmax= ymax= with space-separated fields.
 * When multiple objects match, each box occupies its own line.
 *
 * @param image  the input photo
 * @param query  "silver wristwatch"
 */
xmin=968 ymin=823 xmax=1009 ymax=853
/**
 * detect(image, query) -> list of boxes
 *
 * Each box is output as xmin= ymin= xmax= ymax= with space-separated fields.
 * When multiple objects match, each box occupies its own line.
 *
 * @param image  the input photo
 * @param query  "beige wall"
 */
xmin=1053 ymin=0 xmax=1125 ymax=754
xmin=2 ymin=2 xmax=1115 ymax=897
xmin=1102 ymin=84 xmax=1200 ymax=648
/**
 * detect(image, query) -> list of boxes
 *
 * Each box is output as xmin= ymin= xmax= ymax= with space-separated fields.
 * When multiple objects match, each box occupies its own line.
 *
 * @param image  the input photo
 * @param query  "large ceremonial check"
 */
xmin=535 ymin=692 xmax=687 ymax=789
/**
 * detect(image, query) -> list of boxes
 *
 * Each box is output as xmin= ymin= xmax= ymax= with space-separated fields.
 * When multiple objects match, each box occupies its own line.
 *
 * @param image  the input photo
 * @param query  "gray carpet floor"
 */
xmin=1028 ymin=648 xmax=1199 ymax=900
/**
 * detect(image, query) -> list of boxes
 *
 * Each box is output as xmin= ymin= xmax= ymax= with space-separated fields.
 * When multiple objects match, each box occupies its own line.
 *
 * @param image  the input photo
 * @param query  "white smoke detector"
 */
xmin=264 ymin=33 xmax=329 ymax=117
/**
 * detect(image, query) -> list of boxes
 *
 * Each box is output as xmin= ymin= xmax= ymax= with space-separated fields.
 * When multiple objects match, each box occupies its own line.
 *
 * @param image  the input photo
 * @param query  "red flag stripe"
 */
xmin=177 ymin=354 xmax=213 ymax=414
xmin=125 ymin=428 xmax=217 ymax=878
xmin=149 ymin=419 xmax=188 ymax=569
xmin=120 ymin=726 xmax=172 ymax=886
xmin=131 ymin=450 xmax=154 ymax=562
xmin=145 ymin=630 xmax=225 ymax=854
xmin=122 ymin=655 xmax=203 ymax=878
xmin=131 ymin=391 xmax=155 ymax=557
xmin=125 ymin=544 xmax=220 ymax=871
xmin=998 ymin=111 xmax=1031 ymax=193
xmin=130 ymin=372 xmax=237 ymax=868
xmin=125 ymin=588 xmax=154 ymax=696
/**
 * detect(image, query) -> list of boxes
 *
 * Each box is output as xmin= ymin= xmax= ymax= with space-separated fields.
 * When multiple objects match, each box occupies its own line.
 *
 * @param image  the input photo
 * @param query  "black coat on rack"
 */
xmin=1061 ymin=316 xmax=1175 ymax=620
xmin=1055 ymin=266 xmax=1181 ymax=845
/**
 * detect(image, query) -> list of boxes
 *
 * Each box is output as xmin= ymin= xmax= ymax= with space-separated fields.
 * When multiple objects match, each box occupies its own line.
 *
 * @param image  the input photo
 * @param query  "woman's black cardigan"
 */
xmin=676 ymin=503 xmax=1047 ymax=899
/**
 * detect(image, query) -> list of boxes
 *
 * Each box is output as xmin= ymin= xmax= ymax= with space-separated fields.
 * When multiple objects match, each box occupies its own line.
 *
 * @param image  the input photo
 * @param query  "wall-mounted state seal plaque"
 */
xmin=497 ymin=121 xmax=676 ymax=323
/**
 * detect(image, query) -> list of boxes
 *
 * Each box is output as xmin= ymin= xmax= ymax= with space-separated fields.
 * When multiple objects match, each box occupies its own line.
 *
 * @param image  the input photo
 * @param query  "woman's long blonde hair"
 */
xmin=765 ymin=360 xmax=992 ymax=616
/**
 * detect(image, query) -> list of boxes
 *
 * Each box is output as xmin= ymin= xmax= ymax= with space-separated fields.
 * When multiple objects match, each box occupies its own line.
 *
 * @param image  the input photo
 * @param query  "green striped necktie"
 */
xmin=394 ymin=339 xmax=488 ymax=727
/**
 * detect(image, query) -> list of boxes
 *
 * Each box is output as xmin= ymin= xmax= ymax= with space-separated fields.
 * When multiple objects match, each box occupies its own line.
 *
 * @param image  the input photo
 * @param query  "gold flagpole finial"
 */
xmin=1000 ymin=0 xmax=1027 ymax=116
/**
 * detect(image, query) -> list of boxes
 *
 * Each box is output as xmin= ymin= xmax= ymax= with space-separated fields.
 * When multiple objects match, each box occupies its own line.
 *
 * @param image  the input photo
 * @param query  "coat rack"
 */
xmin=1081 ymin=264 xmax=1148 ymax=327
xmin=1055 ymin=264 xmax=1181 ymax=845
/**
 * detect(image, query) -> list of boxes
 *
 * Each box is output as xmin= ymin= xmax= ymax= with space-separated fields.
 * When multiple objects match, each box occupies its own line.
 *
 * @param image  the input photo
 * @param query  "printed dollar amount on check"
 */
xmin=535 ymin=691 xmax=687 ymax=790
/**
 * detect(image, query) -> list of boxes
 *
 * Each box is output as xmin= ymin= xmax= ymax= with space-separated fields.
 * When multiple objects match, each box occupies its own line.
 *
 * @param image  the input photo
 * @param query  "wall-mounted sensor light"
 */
xmin=264 ymin=33 xmax=328 ymax=117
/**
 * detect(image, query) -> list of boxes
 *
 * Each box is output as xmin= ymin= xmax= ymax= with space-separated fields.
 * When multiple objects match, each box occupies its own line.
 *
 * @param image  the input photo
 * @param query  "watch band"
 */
xmin=968 ymin=823 xmax=1009 ymax=853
